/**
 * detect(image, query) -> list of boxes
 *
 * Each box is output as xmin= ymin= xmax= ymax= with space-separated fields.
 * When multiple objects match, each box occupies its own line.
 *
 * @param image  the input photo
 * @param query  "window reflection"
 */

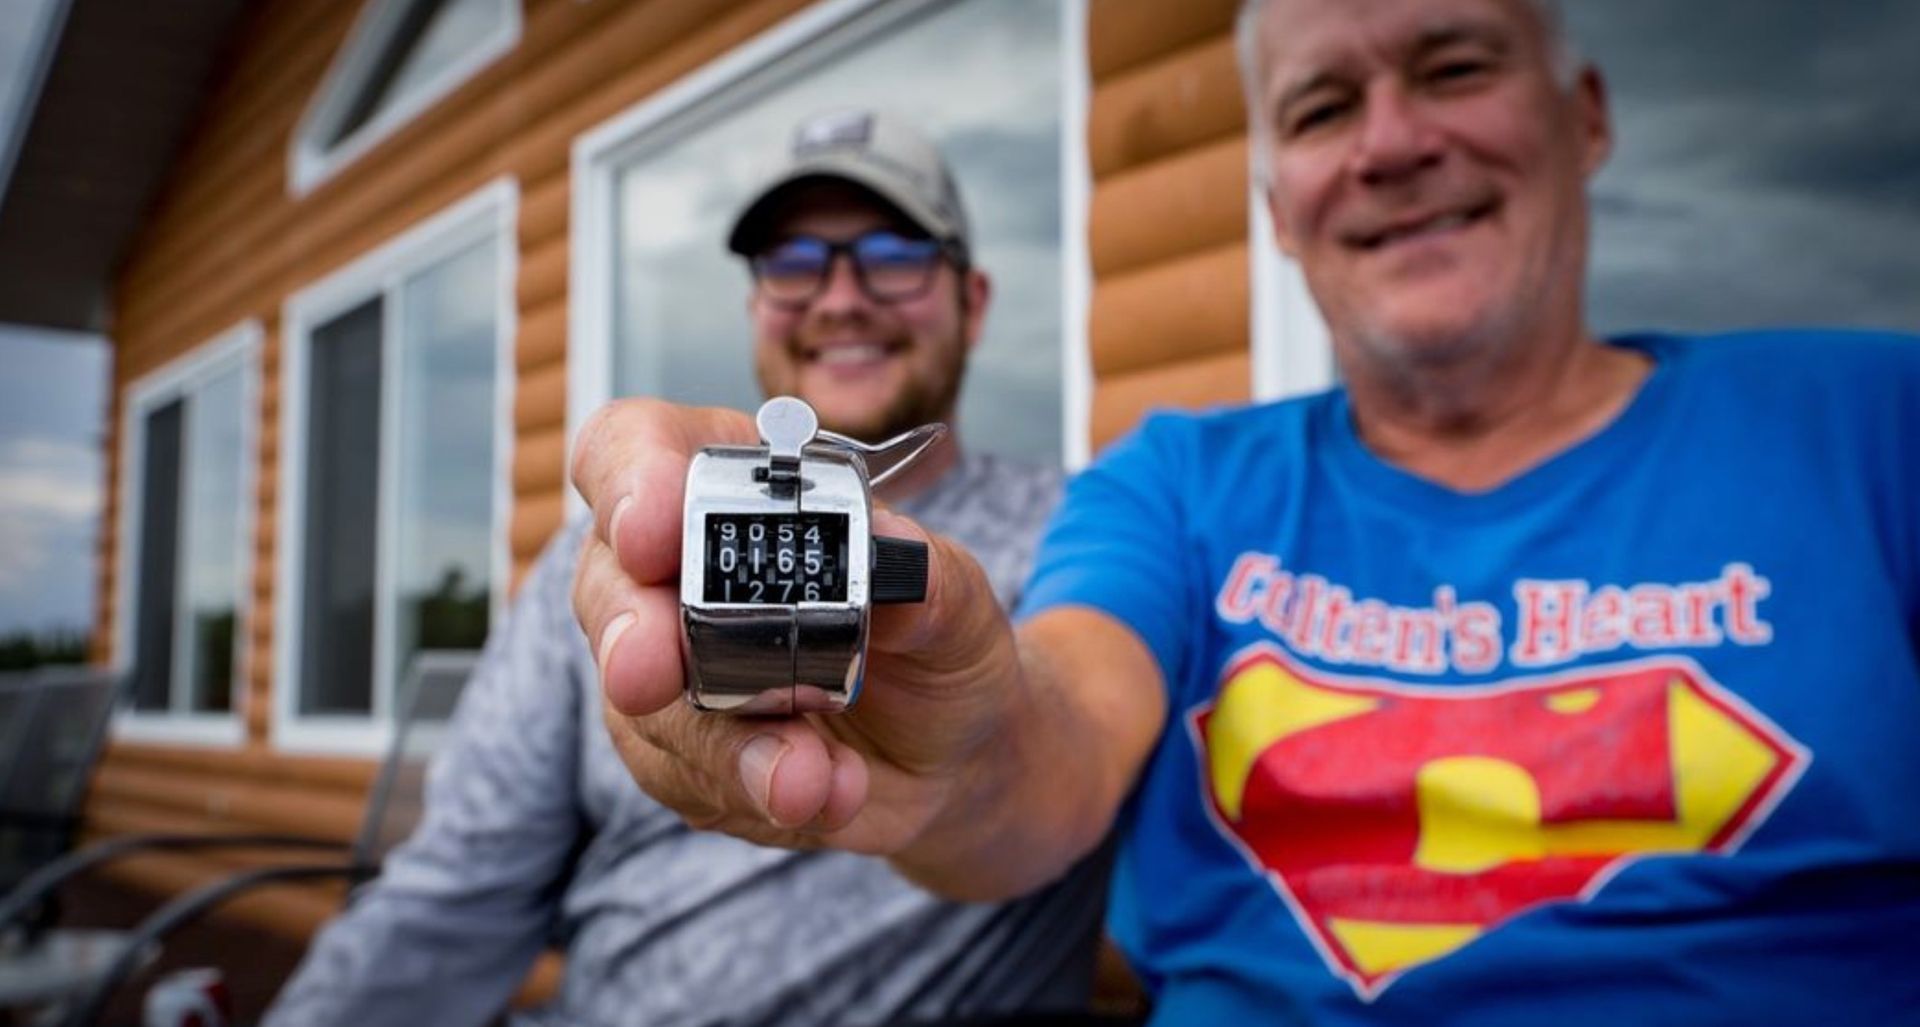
xmin=302 ymin=299 xmax=383 ymax=716
xmin=132 ymin=401 xmax=183 ymax=713
xmin=394 ymin=240 xmax=496 ymax=696
xmin=613 ymin=0 xmax=1065 ymax=463
xmin=180 ymin=365 xmax=246 ymax=713
xmin=129 ymin=355 xmax=249 ymax=717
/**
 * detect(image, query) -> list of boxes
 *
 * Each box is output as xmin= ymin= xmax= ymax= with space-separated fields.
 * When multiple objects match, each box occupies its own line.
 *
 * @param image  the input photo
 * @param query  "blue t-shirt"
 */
xmin=1020 ymin=330 xmax=1920 ymax=1024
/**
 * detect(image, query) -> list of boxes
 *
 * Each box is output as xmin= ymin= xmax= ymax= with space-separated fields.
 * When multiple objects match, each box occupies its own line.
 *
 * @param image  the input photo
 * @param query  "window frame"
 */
xmin=566 ymin=0 xmax=1095 ymax=519
xmin=113 ymin=321 xmax=263 ymax=748
xmin=289 ymin=0 xmax=522 ymax=198
xmin=1249 ymin=182 xmax=1337 ymax=402
xmin=275 ymin=178 xmax=517 ymax=756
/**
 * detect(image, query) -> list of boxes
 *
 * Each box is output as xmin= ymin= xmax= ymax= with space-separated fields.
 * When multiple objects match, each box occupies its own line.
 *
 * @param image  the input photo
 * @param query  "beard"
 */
xmin=845 ymin=340 xmax=967 ymax=443
xmin=757 ymin=324 xmax=970 ymax=445
xmin=1352 ymin=302 xmax=1520 ymax=375
xmin=1340 ymin=303 xmax=1529 ymax=427
xmin=758 ymin=288 xmax=974 ymax=443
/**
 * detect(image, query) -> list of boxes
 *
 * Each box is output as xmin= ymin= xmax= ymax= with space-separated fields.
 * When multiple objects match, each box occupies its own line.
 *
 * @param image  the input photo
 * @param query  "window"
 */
xmin=277 ymin=181 xmax=514 ymax=753
xmin=571 ymin=0 xmax=1085 ymax=472
xmin=116 ymin=323 xmax=259 ymax=745
xmin=1251 ymin=1 xmax=1920 ymax=398
xmin=291 ymin=0 xmax=520 ymax=196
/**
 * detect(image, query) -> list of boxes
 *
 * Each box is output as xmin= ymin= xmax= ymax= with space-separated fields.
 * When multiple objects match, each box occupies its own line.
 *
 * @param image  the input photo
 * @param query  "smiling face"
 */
xmin=1249 ymin=0 xmax=1610 ymax=376
xmin=746 ymin=180 xmax=988 ymax=443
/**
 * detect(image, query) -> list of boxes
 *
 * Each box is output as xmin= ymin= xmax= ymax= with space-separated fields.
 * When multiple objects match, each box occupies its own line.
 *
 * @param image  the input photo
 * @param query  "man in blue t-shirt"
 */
xmin=567 ymin=0 xmax=1920 ymax=1022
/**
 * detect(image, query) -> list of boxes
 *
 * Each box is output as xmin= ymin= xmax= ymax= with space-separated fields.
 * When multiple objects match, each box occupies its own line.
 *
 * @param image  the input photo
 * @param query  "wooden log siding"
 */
xmin=90 ymin=0 xmax=815 ymax=949
xmin=89 ymin=766 xmax=364 ymax=842
xmin=1087 ymin=36 xmax=1244 ymax=178
xmin=1088 ymin=0 xmax=1243 ymax=80
xmin=1090 ymin=137 xmax=1246 ymax=278
xmin=74 ymin=823 xmax=351 ymax=935
xmin=110 ymin=742 xmax=380 ymax=793
xmin=518 ymin=295 xmax=568 ymax=368
xmin=1091 ymin=242 xmax=1250 ymax=378
xmin=509 ymin=493 xmax=568 ymax=579
xmin=88 ymin=386 xmax=121 ymax=665
xmin=512 ymin=161 xmax=569 ymax=584
xmin=1093 ymin=350 xmax=1251 ymax=449
xmin=513 ymin=426 xmax=569 ymax=496
xmin=517 ymin=240 xmax=568 ymax=314
xmin=1085 ymin=0 xmax=1249 ymax=451
xmin=514 ymin=361 xmax=569 ymax=438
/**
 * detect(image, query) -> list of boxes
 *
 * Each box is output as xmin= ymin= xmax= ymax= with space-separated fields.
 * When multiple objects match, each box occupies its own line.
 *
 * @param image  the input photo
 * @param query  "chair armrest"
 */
xmin=0 ymin=808 xmax=82 ymax=832
xmin=0 ymin=832 xmax=349 ymax=939
xmin=58 ymin=860 xmax=376 ymax=1027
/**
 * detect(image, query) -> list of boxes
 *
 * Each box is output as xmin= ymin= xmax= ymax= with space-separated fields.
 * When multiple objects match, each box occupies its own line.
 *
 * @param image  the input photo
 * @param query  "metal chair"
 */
xmin=0 ymin=651 xmax=478 ymax=1026
xmin=0 ymin=668 xmax=125 ymax=927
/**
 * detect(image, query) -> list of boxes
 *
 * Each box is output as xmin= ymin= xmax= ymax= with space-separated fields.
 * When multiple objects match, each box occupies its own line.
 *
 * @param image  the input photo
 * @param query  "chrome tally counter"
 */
xmin=679 ymin=396 xmax=944 ymax=714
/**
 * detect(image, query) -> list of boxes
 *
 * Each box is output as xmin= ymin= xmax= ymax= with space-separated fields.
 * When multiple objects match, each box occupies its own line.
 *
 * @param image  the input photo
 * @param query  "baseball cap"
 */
xmin=726 ymin=109 xmax=971 ymax=258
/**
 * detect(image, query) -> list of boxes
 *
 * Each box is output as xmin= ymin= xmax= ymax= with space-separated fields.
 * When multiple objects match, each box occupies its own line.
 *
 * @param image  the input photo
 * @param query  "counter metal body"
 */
xmin=679 ymin=443 xmax=872 ymax=714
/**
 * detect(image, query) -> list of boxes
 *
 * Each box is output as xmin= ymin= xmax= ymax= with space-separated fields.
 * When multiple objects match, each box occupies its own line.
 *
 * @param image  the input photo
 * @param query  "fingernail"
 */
xmin=608 ymin=495 xmax=635 ymax=548
xmin=739 ymin=735 xmax=788 ymax=820
xmin=596 ymin=611 xmax=636 ymax=673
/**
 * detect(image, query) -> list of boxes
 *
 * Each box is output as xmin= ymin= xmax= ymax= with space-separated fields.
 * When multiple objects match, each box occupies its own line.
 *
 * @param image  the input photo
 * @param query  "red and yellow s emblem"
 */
xmin=1192 ymin=646 xmax=1808 ymax=997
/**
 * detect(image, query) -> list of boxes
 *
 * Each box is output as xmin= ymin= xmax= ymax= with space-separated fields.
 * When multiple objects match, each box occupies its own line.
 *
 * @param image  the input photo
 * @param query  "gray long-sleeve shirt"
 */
xmin=266 ymin=453 xmax=1111 ymax=1027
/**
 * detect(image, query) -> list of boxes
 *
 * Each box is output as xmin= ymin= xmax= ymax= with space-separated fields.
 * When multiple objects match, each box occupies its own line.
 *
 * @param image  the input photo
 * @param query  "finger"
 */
xmin=748 ymin=718 xmax=842 ymax=829
xmin=815 ymin=733 xmax=870 ymax=833
xmin=603 ymin=703 xmax=830 ymax=842
xmin=856 ymin=509 xmax=1021 ymax=782
xmin=615 ymin=697 xmax=849 ymax=830
xmin=869 ymin=507 xmax=1002 ymax=666
xmin=570 ymin=399 xmax=758 ymax=585
xmin=574 ymin=537 xmax=683 ymax=716
xmin=602 ymin=697 xmax=731 ymax=828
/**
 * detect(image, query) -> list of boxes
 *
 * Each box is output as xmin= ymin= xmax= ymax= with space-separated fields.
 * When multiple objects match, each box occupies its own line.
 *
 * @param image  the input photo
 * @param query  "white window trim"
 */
xmin=1250 ymin=181 xmax=1336 ymax=401
xmin=113 ymin=320 xmax=263 ymax=748
xmin=288 ymin=0 xmax=522 ymax=198
xmin=1059 ymin=0 xmax=1093 ymax=469
xmin=275 ymin=177 xmax=517 ymax=757
xmin=566 ymin=0 xmax=1095 ymax=521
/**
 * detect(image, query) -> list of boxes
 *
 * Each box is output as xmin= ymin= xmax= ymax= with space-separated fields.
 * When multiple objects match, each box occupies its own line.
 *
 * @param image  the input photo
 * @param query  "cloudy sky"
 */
xmin=0 ymin=326 xmax=107 ymax=636
xmin=1565 ymin=0 xmax=1920 ymax=335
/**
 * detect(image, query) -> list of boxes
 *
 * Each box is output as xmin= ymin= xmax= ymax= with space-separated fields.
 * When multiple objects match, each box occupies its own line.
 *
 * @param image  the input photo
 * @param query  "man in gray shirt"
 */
xmin=267 ymin=111 xmax=1109 ymax=1026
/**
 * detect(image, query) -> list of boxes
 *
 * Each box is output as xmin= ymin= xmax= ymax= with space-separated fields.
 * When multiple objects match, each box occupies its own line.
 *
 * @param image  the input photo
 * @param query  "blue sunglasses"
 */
xmin=749 ymin=230 xmax=964 ymax=307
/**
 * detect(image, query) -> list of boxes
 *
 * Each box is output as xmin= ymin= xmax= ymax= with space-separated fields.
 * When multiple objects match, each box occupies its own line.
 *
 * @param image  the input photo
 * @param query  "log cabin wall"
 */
xmin=88 ymin=0 xmax=816 ymax=946
xmin=1085 ymin=0 xmax=1249 ymax=451
xmin=84 ymin=0 xmax=1258 ymax=961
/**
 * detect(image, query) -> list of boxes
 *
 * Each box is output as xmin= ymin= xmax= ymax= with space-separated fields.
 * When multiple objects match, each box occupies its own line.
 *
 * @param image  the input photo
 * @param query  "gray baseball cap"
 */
xmin=726 ymin=109 xmax=971 ymax=258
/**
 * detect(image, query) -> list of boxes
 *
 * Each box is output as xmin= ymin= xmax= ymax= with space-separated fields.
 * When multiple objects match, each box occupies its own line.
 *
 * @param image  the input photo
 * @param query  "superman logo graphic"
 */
xmin=1191 ymin=646 xmax=1808 ymax=998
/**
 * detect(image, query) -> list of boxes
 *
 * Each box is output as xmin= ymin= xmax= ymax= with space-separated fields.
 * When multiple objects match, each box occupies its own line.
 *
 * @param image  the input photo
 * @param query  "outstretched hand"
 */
xmin=569 ymin=398 xmax=1024 ymax=856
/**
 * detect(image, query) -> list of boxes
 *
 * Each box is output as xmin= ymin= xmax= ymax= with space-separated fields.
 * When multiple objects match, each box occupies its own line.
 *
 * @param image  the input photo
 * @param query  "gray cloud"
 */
xmin=0 ymin=327 xmax=106 ymax=634
xmin=0 ymin=325 xmax=108 ymax=440
xmin=1564 ymin=0 xmax=1920 ymax=336
xmin=945 ymin=121 xmax=1063 ymax=247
